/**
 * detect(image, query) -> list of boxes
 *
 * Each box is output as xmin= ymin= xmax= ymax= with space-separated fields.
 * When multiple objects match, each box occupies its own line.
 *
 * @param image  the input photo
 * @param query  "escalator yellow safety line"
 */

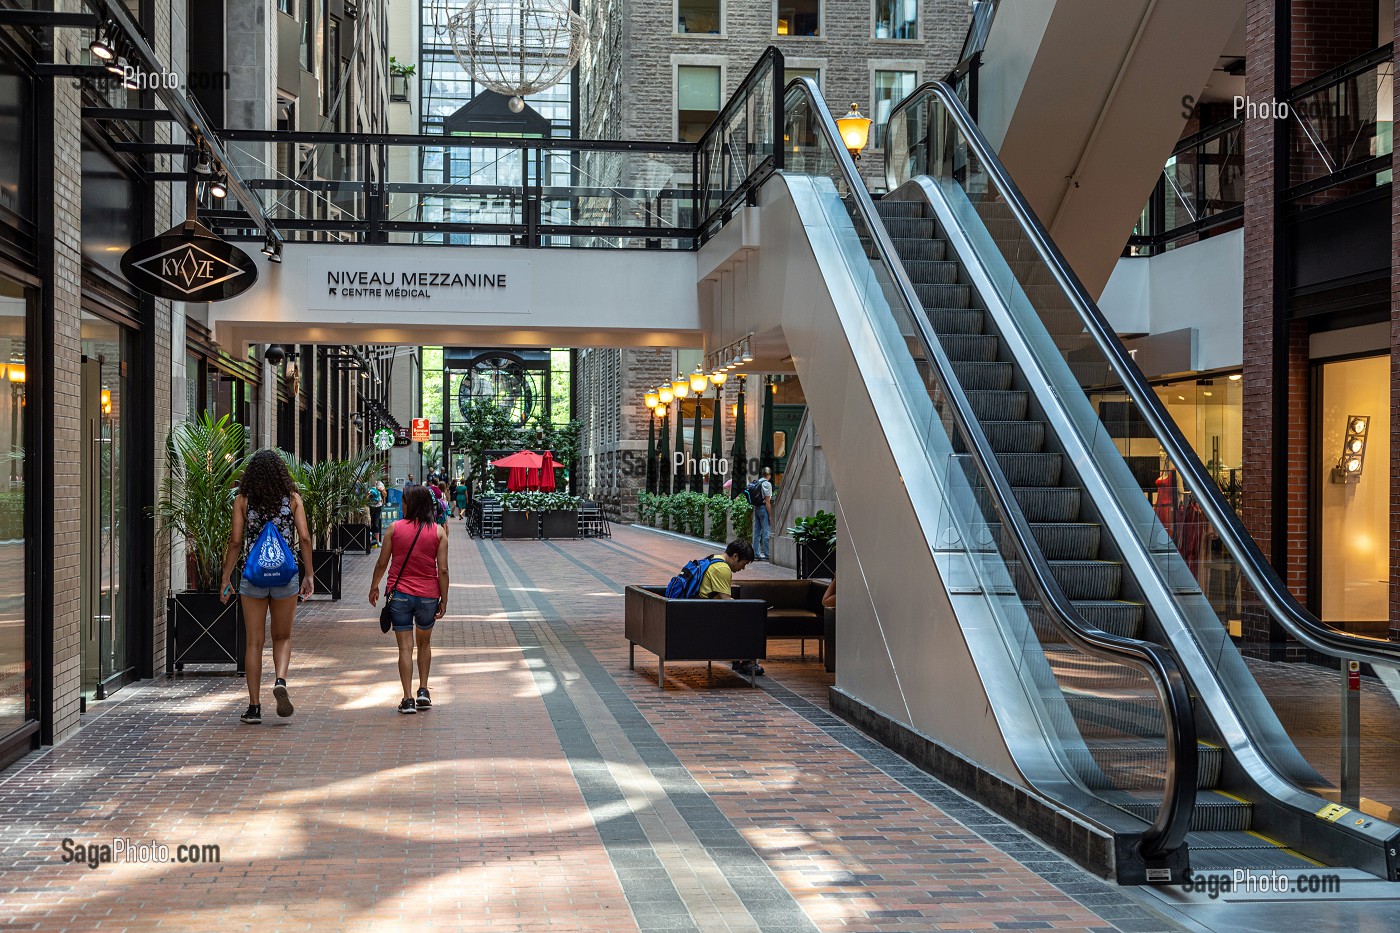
xmin=1242 ymin=830 xmax=1327 ymax=867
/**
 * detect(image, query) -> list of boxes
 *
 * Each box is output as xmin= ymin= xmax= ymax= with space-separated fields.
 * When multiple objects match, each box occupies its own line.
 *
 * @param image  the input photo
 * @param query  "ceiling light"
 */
xmin=121 ymin=63 xmax=140 ymax=90
xmin=208 ymin=174 xmax=228 ymax=199
xmin=741 ymin=339 xmax=753 ymax=363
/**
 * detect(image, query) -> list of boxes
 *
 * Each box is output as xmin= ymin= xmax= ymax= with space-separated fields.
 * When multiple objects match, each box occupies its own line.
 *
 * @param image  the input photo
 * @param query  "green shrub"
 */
xmin=670 ymin=491 xmax=707 ymax=538
xmin=729 ymin=495 xmax=753 ymax=542
xmin=706 ymin=494 xmax=730 ymax=544
xmin=502 ymin=491 xmax=581 ymax=512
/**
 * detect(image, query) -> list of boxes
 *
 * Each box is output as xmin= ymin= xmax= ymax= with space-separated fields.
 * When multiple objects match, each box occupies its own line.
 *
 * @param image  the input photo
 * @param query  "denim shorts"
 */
xmin=240 ymin=574 xmax=300 ymax=600
xmin=388 ymin=592 xmax=439 ymax=631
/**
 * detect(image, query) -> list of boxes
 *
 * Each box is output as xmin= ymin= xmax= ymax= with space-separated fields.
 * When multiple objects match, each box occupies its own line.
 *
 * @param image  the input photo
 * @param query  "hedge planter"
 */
xmin=334 ymin=522 xmax=372 ymax=555
xmin=797 ymin=541 xmax=835 ymax=580
xmin=167 ymin=591 xmax=244 ymax=673
xmin=312 ymin=548 xmax=344 ymax=599
xmin=540 ymin=510 xmax=579 ymax=539
xmin=501 ymin=510 xmax=538 ymax=539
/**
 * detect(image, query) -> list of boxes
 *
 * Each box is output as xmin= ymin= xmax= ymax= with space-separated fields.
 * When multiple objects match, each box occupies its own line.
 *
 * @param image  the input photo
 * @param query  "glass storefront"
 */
xmin=1317 ymin=355 xmax=1390 ymax=634
xmin=0 ymin=277 xmax=27 ymax=733
xmin=80 ymin=313 xmax=133 ymax=700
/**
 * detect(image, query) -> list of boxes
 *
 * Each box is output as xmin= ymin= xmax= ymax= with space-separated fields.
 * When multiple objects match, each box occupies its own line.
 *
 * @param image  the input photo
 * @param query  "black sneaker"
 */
xmin=416 ymin=687 xmax=432 ymax=709
xmin=272 ymin=679 xmax=294 ymax=718
xmin=240 ymin=704 xmax=262 ymax=724
xmin=734 ymin=660 xmax=765 ymax=677
xmin=397 ymin=698 xmax=417 ymax=715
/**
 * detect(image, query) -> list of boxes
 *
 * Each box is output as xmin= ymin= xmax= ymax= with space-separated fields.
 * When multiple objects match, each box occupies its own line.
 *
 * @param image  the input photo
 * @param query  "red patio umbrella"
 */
xmin=539 ymin=451 xmax=559 ymax=492
xmin=492 ymin=450 xmax=543 ymax=469
xmin=507 ymin=467 xmax=531 ymax=491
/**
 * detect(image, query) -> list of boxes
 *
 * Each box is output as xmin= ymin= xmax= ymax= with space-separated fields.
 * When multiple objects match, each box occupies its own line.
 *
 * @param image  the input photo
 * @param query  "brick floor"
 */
xmin=0 ymin=523 xmax=1182 ymax=932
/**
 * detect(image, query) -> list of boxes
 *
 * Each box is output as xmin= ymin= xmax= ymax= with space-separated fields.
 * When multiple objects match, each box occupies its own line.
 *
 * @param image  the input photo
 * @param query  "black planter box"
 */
xmin=312 ymin=548 xmax=344 ymax=599
xmin=167 ymin=591 xmax=244 ymax=673
xmin=334 ymin=522 xmax=372 ymax=554
xmin=501 ymin=510 xmax=538 ymax=539
xmin=797 ymin=542 xmax=835 ymax=580
xmin=540 ymin=510 xmax=578 ymax=539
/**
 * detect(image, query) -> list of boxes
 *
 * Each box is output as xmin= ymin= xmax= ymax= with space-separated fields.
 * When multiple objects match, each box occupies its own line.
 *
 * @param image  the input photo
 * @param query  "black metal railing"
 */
xmin=1285 ymin=43 xmax=1394 ymax=207
xmin=1127 ymin=118 xmax=1243 ymax=256
xmin=197 ymin=48 xmax=787 ymax=250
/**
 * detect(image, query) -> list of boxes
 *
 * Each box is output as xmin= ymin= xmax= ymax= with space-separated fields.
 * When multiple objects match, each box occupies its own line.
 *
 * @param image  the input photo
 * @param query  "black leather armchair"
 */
xmin=624 ymin=585 xmax=767 ymax=687
xmin=732 ymin=579 xmax=828 ymax=662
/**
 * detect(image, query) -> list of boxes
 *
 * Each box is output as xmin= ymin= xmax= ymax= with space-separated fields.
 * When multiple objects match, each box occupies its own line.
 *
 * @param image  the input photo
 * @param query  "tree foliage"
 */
xmin=155 ymin=413 xmax=246 ymax=592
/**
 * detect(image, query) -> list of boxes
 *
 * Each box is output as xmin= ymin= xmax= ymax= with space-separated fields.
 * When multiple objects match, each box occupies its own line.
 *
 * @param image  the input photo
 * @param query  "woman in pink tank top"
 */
xmin=368 ymin=486 xmax=450 ymax=714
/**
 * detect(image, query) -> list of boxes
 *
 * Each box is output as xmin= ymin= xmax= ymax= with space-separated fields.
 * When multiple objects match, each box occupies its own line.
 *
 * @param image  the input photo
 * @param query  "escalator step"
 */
xmin=1067 ymin=743 xmax=1221 ymax=790
xmin=1047 ymin=560 xmax=1122 ymax=600
xmin=938 ymin=334 xmax=999 ymax=362
xmin=902 ymin=260 xmax=962 ymax=285
xmin=1124 ymin=791 xmax=1253 ymax=832
xmin=1028 ymin=523 xmax=1100 ymax=560
xmin=1027 ymin=600 xmax=1143 ymax=639
xmin=995 ymin=452 xmax=1063 ymax=486
xmin=1003 ymin=486 xmax=1082 ymax=522
xmin=925 ymin=307 xmax=984 ymax=335
xmin=966 ymin=389 xmax=1027 ymax=421
xmin=950 ymin=360 xmax=1014 ymax=391
xmin=874 ymin=199 xmax=925 ymax=218
xmin=888 ymin=237 xmax=946 ymax=262
xmin=882 ymin=216 xmax=938 ymax=239
xmin=980 ymin=420 xmax=1045 ymax=452
xmin=915 ymin=283 xmax=972 ymax=309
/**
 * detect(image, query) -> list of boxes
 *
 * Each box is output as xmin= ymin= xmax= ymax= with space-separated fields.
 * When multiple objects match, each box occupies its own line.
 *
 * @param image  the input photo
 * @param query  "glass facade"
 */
xmin=874 ymin=0 xmax=919 ymax=39
xmin=80 ymin=313 xmax=133 ymax=700
xmin=776 ymin=0 xmax=821 ymax=37
xmin=677 ymin=0 xmax=722 ymax=34
xmin=1318 ymin=355 xmax=1390 ymax=633
xmin=873 ymin=70 xmax=917 ymax=147
xmin=678 ymin=65 xmax=722 ymax=142
xmin=0 ymin=277 xmax=27 ymax=734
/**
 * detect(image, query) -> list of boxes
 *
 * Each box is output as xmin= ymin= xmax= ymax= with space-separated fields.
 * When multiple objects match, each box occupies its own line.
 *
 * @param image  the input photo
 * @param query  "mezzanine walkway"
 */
xmin=2 ymin=525 xmax=1196 ymax=932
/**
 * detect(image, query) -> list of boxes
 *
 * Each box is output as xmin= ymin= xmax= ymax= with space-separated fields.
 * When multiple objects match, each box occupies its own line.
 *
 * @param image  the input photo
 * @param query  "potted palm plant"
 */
xmin=281 ymin=454 xmax=355 ymax=599
xmin=788 ymin=510 xmax=837 ymax=579
xmin=332 ymin=453 xmax=376 ymax=555
xmin=155 ymin=412 xmax=246 ymax=672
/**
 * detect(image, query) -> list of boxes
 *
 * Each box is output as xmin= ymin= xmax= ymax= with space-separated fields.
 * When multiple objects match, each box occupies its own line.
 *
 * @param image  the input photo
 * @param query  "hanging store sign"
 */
xmin=372 ymin=427 xmax=396 ymax=451
xmin=120 ymin=222 xmax=259 ymax=302
xmin=411 ymin=418 xmax=432 ymax=442
xmin=308 ymin=258 xmax=531 ymax=314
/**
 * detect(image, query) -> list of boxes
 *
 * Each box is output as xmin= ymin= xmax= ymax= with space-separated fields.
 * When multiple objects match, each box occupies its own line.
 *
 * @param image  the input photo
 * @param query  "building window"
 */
xmin=788 ymin=66 xmax=820 ymax=88
xmin=278 ymin=0 xmax=292 ymax=13
xmin=874 ymin=0 xmax=918 ymax=39
xmin=300 ymin=0 xmax=316 ymax=73
xmin=677 ymin=65 xmax=721 ymax=142
xmin=873 ymin=69 xmax=917 ymax=146
xmin=0 ymin=277 xmax=28 ymax=735
xmin=776 ymin=0 xmax=820 ymax=37
xmin=677 ymin=0 xmax=722 ymax=34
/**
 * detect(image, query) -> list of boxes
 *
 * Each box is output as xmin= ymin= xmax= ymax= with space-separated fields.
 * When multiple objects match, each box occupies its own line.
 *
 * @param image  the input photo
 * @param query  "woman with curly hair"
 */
xmin=220 ymin=449 xmax=314 ymax=724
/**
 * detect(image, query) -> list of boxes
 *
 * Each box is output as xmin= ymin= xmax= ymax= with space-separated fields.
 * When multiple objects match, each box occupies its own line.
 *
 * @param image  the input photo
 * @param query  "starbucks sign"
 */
xmin=372 ymin=427 xmax=395 ymax=451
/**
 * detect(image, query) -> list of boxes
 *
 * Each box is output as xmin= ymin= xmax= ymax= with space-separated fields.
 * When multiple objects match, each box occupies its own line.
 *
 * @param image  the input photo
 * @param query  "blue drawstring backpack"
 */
xmin=242 ymin=520 xmax=298 ymax=587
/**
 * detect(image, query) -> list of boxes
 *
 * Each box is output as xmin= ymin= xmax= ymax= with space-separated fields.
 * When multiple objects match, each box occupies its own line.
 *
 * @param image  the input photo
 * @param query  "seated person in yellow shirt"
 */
xmin=691 ymin=540 xmax=761 ymax=676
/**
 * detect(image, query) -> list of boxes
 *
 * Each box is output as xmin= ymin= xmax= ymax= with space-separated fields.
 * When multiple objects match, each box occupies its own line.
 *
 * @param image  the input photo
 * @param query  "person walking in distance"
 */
xmin=749 ymin=467 xmax=775 ymax=560
xmin=368 ymin=478 xmax=386 ymax=547
xmin=369 ymin=485 xmax=449 ymax=714
xmin=220 ymin=450 xmax=314 ymax=724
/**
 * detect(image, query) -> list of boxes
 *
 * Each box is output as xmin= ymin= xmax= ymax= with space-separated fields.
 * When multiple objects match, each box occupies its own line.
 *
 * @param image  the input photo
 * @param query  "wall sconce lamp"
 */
xmin=1331 ymin=414 xmax=1369 ymax=483
xmin=100 ymin=387 xmax=112 ymax=416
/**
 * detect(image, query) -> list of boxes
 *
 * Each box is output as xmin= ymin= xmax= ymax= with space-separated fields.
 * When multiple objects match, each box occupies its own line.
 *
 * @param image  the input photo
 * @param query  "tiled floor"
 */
xmin=3 ymin=524 xmax=1192 ymax=932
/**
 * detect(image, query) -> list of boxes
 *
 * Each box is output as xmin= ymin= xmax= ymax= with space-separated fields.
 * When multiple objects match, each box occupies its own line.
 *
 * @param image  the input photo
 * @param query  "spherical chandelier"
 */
xmin=447 ymin=0 xmax=589 ymax=113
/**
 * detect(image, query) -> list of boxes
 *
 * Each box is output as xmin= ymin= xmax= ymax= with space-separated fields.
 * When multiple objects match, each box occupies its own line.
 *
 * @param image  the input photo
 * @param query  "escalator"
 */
xmin=753 ymin=74 xmax=1400 ymax=884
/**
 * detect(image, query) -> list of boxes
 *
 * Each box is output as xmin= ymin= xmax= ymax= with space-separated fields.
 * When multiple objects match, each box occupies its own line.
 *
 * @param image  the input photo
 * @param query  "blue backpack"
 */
xmin=242 ymin=520 xmax=299 ymax=587
xmin=665 ymin=556 xmax=724 ymax=599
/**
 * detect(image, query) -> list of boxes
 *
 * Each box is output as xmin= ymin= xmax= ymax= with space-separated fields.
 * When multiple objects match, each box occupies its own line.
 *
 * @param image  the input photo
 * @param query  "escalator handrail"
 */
xmin=885 ymin=80 xmax=1400 ymax=670
xmin=784 ymin=77 xmax=1195 ymax=860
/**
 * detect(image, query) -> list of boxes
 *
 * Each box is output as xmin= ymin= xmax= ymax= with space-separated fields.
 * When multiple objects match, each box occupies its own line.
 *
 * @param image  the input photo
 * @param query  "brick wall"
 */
xmin=1291 ymin=0 xmax=1378 ymax=83
xmin=49 ymin=27 xmax=85 ymax=741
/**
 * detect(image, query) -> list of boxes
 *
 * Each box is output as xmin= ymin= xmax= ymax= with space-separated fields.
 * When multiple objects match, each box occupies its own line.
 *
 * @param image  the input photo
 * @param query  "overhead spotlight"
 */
xmin=261 ymin=236 xmax=277 ymax=257
xmin=89 ymin=22 xmax=116 ymax=62
xmin=121 ymin=60 xmax=141 ymax=90
xmin=263 ymin=345 xmax=286 ymax=367
xmin=208 ymin=173 xmax=229 ymax=199
xmin=104 ymin=52 xmax=126 ymax=76
xmin=741 ymin=339 xmax=753 ymax=363
xmin=192 ymin=146 xmax=214 ymax=175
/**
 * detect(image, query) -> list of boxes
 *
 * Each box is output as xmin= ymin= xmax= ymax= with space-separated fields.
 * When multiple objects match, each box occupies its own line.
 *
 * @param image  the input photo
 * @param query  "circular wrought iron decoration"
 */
xmin=458 ymin=355 xmax=535 ymax=426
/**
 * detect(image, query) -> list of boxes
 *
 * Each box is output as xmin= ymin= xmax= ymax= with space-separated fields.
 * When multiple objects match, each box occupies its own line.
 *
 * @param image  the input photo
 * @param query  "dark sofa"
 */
xmin=623 ymin=585 xmax=767 ymax=688
xmin=734 ymin=579 xmax=829 ymax=663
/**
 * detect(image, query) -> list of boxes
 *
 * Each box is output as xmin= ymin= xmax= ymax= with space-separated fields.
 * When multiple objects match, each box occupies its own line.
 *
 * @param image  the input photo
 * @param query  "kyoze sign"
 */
xmin=120 ymin=222 xmax=258 ymax=302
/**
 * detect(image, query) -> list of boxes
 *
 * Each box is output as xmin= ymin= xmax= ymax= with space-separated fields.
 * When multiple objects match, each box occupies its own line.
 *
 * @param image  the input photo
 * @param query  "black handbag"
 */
xmin=380 ymin=522 xmax=427 ymax=633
